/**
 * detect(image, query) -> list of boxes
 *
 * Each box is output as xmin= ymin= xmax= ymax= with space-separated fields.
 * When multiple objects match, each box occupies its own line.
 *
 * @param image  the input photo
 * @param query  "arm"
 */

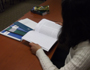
xmin=30 ymin=43 xmax=90 ymax=70
xmin=36 ymin=49 xmax=58 ymax=70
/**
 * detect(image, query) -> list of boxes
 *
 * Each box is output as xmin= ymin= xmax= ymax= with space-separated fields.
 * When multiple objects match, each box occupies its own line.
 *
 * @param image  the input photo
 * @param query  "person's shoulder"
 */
xmin=73 ymin=40 xmax=90 ymax=53
xmin=77 ymin=40 xmax=90 ymax=48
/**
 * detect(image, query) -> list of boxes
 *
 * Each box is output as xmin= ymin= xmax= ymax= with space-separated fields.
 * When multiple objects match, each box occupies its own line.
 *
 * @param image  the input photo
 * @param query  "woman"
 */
xmin=29 ymin=0 xmax=90 ymax=70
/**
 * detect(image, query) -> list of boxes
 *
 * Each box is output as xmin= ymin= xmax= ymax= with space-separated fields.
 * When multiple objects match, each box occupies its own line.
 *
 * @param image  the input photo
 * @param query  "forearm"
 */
xmin=36 ymin=49 xmax=58 ymax=70
xmin=35 ymin=46 xmax=90 ymax=70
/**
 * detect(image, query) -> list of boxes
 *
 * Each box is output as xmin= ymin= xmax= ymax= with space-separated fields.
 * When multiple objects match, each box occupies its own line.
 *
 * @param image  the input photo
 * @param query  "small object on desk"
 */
xmin=31 ymin=10 xmax=49 ymax=16
xmin=31 ymin=5 xmax=49 ymax=16
xmin=33 ymin=5 xmax=49 ymax=11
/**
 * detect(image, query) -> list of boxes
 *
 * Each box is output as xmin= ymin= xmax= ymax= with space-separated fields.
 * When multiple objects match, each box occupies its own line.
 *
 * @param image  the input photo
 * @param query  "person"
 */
xmin=29 ymin=0 xmax=90 ymax=70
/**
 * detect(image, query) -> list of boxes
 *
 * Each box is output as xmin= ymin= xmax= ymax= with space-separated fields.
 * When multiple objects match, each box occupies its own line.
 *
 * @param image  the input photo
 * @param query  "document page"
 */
xmin=19 ymin=18 xmax=37 ymax=29
xmin=35 ymin=19 xmax=62 ymax=39
xmin=22 ymin=31 xmax=57 ymax=51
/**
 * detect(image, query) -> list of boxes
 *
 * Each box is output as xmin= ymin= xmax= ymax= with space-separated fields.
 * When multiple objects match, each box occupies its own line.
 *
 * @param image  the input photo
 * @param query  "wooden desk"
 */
xmin=0 ymin=0 xmax=62 ymax=70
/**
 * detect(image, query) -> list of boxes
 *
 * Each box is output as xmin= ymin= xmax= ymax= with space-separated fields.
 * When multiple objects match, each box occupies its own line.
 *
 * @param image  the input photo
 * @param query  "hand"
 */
xmin=29 ymin=42 xmax=41 ymax=55
xmin=55 ymin=22 xmax=63 ymax=26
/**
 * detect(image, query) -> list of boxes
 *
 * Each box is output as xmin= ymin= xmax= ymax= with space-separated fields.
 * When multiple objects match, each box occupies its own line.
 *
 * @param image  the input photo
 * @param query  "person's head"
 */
xmin=58 ymin=0 xmax=90 ymax=48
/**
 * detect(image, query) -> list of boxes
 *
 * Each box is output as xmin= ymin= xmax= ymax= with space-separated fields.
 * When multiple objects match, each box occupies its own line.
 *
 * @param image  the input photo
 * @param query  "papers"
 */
xmin=22 ymin=19 xmax=62 ymax=51
xmin=0 ymin=18 xmax=37 ymax=41
xmin=19 ymin=18 xmax=37 ymax=29
xmin=22 ymin=31 xmax=57 ymax=51
xmin=0 ymin=18 xmax=62 ymax=51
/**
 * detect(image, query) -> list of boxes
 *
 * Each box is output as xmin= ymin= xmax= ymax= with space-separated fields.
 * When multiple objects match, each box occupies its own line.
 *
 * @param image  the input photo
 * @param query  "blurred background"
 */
xmin=0 ymin=0 xmax=44 ymax=31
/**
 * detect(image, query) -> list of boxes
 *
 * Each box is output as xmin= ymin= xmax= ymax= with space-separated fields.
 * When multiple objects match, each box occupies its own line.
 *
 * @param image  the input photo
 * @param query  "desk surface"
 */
xmin=0 ymin=0 xmax=62 ymax=70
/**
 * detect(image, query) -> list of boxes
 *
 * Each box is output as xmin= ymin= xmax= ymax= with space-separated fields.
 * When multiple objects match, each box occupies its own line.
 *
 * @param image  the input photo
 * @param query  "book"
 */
xmin=13 ymin=22 xmax=33 ymax=32
xmin=0 ymin=30 xmax=22 ymax=41
xmin=31 ymin=5 xmax=49 ymax=16
xmin=10 ymin=24 xmax=27 ymax=32
xmin=22 ymin=19 xmax=62 ymax=51
xmin=0 ymin=18 xmax=37 ymax=41
xmin=31 ymin=9 xmax=49 ymax=16
xmin=32 ymin=5 xmax=49 ymax=11
xmin=19 ymin=18 xmax=37 ymax=29
xmin=5 ymin=26 xmax=27 ymax=36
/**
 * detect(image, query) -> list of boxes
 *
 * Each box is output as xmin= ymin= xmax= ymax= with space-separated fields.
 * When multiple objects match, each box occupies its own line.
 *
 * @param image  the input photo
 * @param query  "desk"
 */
xmin=0 ymin=0 xmax=63 ymax=70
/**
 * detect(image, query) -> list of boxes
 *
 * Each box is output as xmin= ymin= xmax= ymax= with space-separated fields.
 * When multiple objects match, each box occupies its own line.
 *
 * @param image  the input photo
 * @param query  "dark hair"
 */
xmin=58 ymin=0 xmax=90 ymax=49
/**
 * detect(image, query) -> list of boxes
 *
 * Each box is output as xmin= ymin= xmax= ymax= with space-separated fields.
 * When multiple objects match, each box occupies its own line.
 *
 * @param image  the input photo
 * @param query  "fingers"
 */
xmin=29 ymin=42 xmax=41 ymax=54
xmin=29 ymin=42 xmax=39 ymax=47
xmin=29 ymin=42 xmax=34 ymax=46
xmin=55 ymin=22 xmax=63 ymax=26
xmin=29 ymin=42 xmax=41 ymax=49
